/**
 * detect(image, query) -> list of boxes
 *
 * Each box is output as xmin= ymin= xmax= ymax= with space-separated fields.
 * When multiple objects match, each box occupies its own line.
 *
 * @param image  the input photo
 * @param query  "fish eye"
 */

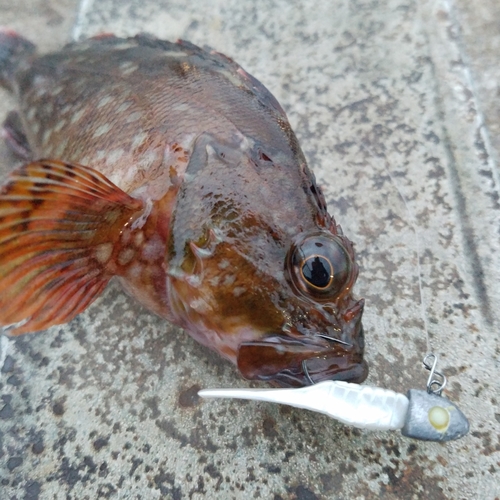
xmin=288 ymin=234 xmax=352 ymax=299
xmin=300 ymin=255 xmax=333 ymax=289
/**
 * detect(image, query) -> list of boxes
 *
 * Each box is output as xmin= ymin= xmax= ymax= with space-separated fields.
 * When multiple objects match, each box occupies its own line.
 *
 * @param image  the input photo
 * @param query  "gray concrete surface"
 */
xmin=0 ymin=0 xmax=499 ymax=499
xmin=455 ymin=0 xmax=500 ymax=167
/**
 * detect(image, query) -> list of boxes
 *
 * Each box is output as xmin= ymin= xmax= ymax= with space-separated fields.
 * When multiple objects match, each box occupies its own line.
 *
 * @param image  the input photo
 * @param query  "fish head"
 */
xmin=168 ymin=134 xmax=367 ymax=387
xmin=235 ymin=230 xmax=367 ymax=387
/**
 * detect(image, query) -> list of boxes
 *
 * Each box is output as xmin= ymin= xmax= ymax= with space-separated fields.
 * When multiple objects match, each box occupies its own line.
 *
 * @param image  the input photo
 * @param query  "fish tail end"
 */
xmin=0 ymin=28 xmax=36 ymax=91
xmin=0 ymin=159 xmax=144 ymax=335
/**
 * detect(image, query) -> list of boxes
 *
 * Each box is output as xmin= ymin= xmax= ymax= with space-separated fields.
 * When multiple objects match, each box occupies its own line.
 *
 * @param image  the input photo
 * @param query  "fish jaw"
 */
xmin=238 ymin=346 xmax=368 ymax=388
xmin=167 ymin=277 xmax=367 ymax=388
xmin=236 ymin=299 xmax=367 ymax=388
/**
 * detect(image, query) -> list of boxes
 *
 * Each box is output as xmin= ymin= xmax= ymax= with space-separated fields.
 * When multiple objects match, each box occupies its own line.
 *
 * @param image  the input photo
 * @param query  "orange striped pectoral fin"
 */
xmin=0 ymin=159 xmax=144 ymax=334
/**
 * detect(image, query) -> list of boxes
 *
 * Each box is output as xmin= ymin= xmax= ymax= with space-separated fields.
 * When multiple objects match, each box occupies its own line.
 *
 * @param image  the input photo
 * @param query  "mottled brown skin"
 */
xmin=0 ymin=32 xmax=366 ymax=387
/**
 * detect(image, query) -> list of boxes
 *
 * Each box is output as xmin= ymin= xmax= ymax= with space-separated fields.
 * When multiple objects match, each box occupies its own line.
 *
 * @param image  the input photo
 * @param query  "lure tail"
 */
xmin=0 ymin=159 xmax=144 ymax=334
xmin=0 ymin=28 xmax=36 ymax=91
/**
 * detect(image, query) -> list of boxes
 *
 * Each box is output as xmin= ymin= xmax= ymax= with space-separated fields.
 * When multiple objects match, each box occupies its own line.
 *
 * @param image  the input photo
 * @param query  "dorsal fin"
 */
xmin=0 ymin=28 xmax=36 ymax=91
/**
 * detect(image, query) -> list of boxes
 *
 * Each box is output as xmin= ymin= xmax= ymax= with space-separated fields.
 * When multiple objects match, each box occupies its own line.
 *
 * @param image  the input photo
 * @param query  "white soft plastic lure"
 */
xmin=199 ymin=379 xmax=470 ymax=441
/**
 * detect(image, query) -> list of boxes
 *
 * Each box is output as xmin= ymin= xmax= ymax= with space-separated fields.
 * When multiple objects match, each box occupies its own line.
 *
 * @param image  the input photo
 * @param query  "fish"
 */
xmin=0 ymin=29 xmax=367 ymax=387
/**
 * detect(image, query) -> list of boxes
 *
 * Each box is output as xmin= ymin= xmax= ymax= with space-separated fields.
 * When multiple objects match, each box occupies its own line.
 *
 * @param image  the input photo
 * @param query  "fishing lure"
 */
xmin=199 ymin=354 xmax=470 ymax=441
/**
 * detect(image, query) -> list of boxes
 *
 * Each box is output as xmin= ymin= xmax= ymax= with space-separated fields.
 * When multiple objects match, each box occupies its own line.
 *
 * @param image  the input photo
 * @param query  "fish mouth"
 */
xmin=236 ymin=324 xmax=367 ymax=388
xmin=275 ymin=336 xmax=368 ymax=388
xmin=300 ymin=350 xmax=368 ymax=386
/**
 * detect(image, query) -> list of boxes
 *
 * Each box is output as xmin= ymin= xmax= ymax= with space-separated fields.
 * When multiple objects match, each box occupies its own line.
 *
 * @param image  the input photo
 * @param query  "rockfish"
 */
xmin=0 ymin=30 xmax=366 ymax=387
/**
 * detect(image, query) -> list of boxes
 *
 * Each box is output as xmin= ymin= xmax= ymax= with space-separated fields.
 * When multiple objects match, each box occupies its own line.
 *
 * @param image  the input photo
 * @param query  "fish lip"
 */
xmin=300 ymin=356 xmax=369 ymax=386
xmin=288 ymin=312 xmax=366 ymax=387
xmin=296 ymin=315 xmax=367 ymax=386
xmin=269 ymin=352 xmax=368 ymax=388
xmin=236 ymin=321 xmax=367 ymax=388
xmin=295 ymin=323 xmax=367 ymax=386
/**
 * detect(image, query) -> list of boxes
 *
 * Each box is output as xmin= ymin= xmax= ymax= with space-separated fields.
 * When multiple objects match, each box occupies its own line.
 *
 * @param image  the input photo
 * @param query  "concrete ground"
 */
xmin=0 ymin=0 xmax=499 ymax=498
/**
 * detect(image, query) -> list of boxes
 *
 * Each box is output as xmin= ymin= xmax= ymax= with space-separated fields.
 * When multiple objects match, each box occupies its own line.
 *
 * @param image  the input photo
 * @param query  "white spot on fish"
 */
xmin=160 ymin=50 xmax=185 ymax=59
xmin=54 ymin=119 xmax=67 ymax=132
xmin=120 ymin=61 xmax=139 ymax=75
xmin=134 ymin=231 xmax=145 ymax=247
xmin=171 ymin=102 xmax=192 ymax=112
xmin=223 ymin=275 xmax=236 ymax=286
xmin=33 ymin=75 xmax=49 ymax=97
xmin=131 ymin=131 xmax=148 ymax=150
xmin=121 ymin=228 xmax=132 ymax=246
xmin=41 ymin=129 xmax=52 ymax=145
xmin=106 ymin=148 xmax=125 ymax=165
xmin=219 ymin=259 xmax=230 ymax=270
xmin=53 ymin=138 xmax=69 ymax=157
xmin=136 ymin=150 xmax=159 ymax=170
xmin=108 ymin=41 xmax=141 ymax=51
xmin=51 ymin=85 xmax=65 ymax=96
xmin=117 ymin=101 xmax=133 ymax=113
xmin=126 ymin=111 xmax=143 ymax=123
xmin=59 ymin=105 xmax=74 ymax=117
xmin=186 ymin=275 xmax=201 ymax=287
xmin=26 ymin=107 xmax=37 ymax=121
xmin=141 ymin=234 xmax=163 ymax=262
xmin=118 ymin=248 xmax=136 ymax=266
xmin=72 ymin=55 xmax=89 ymax=64
xmin=94 ymin=242 xmax=113 ymax=264
xmin=43 ymin=102 xmax=54 ymax=116
xmin=93 ymin=123 xmax=112 ymax=138
xmin=233 ymin=286 xmax=246 ymax=297
xmin=189 ymin=298 xmax=211 ymax=314
xmin=69 ymin=108 xmax=86 ymax=125
xmin=95 ymin=150 xmax=107 ymax=161
xmin=97 ymin=95 xmax=114 ymax=108
xmin=221 ymin=66 xmax=248 ymax=88
xmin=209 ymin=276 xmax=221 ymax=286
xmin=126 ymin=262 xmax=143 ymax=282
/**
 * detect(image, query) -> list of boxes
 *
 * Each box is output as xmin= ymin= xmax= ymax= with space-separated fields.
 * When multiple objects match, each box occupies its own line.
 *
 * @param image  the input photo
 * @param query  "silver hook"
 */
xmin=301 ymin=335 xmax=352 ymax=386
xmin=316 ymin=334 xmax=352 ymax=347
xmin=302 ymin=359 xmax=315 ymax=385
xmin=423 ymin=353 xmax=447 ymax=395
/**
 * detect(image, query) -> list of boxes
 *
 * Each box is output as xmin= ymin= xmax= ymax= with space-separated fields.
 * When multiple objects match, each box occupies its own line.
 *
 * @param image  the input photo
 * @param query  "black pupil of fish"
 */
xmin=301 ymin=256 xmax=332 ymax=289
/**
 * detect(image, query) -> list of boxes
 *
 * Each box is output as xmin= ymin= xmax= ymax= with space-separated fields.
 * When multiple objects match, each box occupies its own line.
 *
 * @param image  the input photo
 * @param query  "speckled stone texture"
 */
xmin=1 ymin=0 xmax=499 ymax=499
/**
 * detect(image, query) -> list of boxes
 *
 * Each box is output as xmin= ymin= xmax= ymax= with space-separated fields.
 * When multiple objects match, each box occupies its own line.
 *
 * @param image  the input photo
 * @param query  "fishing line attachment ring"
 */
xmin=423 ymin=353 xmax=446 ymax=395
